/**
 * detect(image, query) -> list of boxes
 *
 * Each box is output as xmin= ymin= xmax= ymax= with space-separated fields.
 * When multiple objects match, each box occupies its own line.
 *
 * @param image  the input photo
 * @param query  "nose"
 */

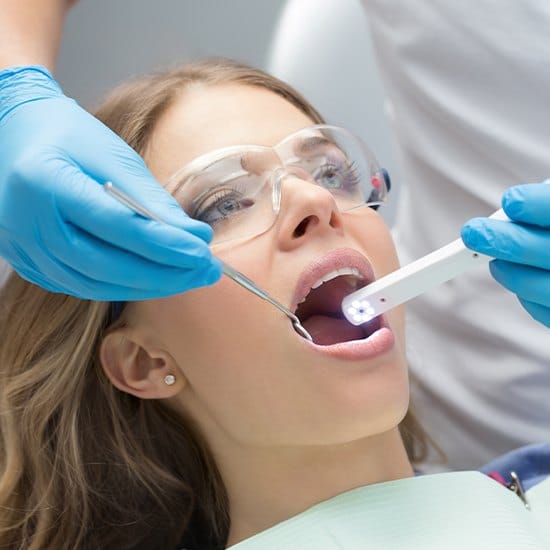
xmin=273 ymin=168 xmax=344 ymax=251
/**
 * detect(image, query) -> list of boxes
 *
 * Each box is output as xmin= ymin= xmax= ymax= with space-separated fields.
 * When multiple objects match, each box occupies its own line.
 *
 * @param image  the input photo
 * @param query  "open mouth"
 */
xmin=293 ymin=251 xmax=382 ymax=346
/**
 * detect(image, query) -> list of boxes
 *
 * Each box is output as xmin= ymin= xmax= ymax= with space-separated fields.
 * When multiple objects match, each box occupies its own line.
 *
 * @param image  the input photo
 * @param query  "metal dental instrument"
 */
xmin=342 ymin=208 xmax=510 ymax=325
xmin=103 ymin=182 xmax=313 ymax=342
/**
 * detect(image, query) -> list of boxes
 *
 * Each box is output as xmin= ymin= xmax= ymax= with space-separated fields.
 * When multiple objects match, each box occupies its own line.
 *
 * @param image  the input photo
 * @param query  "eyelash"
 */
xmin=190 ymin=182 xmax=247 ymax=222
xmin=314 ymin=159 xmax=361 ymax=191
xmin=342 ymin=161 xmax=360 ymax=189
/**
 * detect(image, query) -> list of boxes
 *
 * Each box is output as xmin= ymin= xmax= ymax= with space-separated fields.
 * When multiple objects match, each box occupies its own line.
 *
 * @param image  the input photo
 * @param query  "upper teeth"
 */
xmin=296 ymin=266 xmax=368 ymax=308
xmin=310 ymin=267 xmax=361 ymax=290
xmin=296 ymin=267 xmax=365 ymax=306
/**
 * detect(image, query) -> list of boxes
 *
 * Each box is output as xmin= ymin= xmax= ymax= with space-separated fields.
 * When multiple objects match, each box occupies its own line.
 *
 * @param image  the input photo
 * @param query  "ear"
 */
xmin=99 ymin=328 xmax=185 ymax=399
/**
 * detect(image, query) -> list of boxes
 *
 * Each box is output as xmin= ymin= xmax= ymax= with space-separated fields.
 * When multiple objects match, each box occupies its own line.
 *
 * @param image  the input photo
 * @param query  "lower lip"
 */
xmin=302 ymin=318 xmax=395 ymax=361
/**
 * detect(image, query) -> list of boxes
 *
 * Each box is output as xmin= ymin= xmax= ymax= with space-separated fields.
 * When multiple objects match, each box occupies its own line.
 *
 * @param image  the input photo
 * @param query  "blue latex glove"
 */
xmin=461 ymin=181 xmax=550 ymax=327
xmin=0 ymin=66 xmax=222 ymax=300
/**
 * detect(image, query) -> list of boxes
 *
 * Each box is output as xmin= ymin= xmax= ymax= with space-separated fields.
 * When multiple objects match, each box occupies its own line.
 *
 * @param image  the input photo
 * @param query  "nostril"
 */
xmin=293 ymin=215 xmax=317 ymax=238
xmin=328 ymin=211 xmax=341 ymax=229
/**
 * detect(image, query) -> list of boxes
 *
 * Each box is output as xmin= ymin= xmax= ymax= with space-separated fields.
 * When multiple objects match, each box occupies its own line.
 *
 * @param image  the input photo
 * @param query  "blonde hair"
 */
xmin=0 ymin=59 xmax=432 ymax=549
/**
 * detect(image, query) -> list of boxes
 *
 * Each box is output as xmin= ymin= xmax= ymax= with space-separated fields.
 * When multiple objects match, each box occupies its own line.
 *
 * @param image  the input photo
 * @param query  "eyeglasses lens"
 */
xmin=171 ymin=126 xmax=387 ymax=245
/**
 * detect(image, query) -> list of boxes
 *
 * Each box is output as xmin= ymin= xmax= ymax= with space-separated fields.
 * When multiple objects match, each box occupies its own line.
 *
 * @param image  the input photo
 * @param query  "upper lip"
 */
xmin=291 ymin=248 xmax=376 ymax=312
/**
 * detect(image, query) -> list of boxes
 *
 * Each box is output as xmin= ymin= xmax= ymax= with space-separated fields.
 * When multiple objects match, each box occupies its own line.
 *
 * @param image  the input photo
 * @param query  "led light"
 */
xmin=346 ymin=298 xmax=375 ymax=324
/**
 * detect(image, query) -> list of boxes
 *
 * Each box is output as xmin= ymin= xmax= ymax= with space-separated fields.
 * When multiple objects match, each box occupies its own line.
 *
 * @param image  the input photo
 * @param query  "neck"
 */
xmin=221 ymin=428 xmax=413 ymax=546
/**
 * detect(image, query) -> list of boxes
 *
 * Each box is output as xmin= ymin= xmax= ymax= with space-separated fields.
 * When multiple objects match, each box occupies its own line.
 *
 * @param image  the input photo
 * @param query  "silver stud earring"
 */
xmin=164 ymin=374 xmax=176 ymax=386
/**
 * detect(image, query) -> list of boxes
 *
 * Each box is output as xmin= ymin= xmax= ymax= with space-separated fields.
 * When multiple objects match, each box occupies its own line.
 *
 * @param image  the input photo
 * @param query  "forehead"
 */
xmin=146 ymin=83 xmax=315 ymax=182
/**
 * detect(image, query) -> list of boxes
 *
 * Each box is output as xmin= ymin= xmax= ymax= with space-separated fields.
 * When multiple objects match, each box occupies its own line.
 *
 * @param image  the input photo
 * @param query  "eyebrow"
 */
xmin=168 ymin=146 xmax=275 ymax=197
xmin=169 ymin=157 xmax=244 ymax=199
xmin=293 ymin=135 xmax=335 ymax=156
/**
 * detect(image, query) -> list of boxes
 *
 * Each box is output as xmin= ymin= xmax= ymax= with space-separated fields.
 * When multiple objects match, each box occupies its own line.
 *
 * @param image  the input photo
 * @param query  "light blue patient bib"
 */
xmin=228 ymin=472 xmax=550 ymax=549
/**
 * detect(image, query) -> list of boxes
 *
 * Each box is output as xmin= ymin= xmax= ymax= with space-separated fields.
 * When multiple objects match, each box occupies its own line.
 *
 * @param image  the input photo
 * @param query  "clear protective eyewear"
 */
xmin=165 ymin=125 xmax=391 ymax=245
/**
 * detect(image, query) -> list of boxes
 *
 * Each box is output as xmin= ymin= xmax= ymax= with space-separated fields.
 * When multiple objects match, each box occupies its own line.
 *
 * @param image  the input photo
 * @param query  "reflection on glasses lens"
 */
xmin=167 ymin=125 xmax=388 ymax=244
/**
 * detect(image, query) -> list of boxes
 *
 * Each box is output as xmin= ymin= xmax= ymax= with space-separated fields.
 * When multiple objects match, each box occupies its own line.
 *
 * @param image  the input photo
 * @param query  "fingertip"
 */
xmin=461 ymin=218 xmax=486 ymax=249
xmin=501 ymin=186 xmax=524 ymax=219
xmin=184 ymin=218 xmax=214 ymax=244
xmin=165 ymin=260 xmax=222 ymax=295
xmin=162 ymin=205 xmax=213 ymax=243
xmin=460 ymin=225 xmax=472 ymax=247
xmin=518 ymin=298 xmax=550 ymax=328
xmin=488 ymin=258 xmax=505 ymax=281
xmin=501 ymin=181 xmax=550 ymax=226
xmin=204 ymin=261 xmax=223 ymax=286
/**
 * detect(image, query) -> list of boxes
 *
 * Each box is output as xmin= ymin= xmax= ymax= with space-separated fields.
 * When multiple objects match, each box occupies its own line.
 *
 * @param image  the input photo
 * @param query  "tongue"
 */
xmin=303 ymin=314 xmax=365 ymax=346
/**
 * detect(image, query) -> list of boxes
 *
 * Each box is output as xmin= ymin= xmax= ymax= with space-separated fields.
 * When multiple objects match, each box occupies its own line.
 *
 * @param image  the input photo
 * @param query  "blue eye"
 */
xmin=316 ymin=165 xmax=342 ymax=188
xmin=313 ymin=160 xmax=360 ymax=191
xmin=191 ymin=188 xmax=254 ymax=226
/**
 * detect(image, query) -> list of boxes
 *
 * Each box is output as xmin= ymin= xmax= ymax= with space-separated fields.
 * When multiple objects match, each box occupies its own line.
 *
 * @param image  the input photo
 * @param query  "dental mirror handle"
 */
xmin=342 ymin=208 xmax=510 ymax=325
xmin=103 ymin=182 xmax=313 ymax=341
xmin=219 ymin=262 xmax=313 ymax=341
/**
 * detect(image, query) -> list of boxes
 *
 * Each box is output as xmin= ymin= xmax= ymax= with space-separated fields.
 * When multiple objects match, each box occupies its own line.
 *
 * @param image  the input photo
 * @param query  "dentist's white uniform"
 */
xmin=269 ymin=0 xmax=550 ymax=470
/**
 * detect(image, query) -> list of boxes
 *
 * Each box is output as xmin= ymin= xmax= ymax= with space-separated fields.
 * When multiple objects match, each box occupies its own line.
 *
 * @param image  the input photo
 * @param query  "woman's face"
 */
xmin=129 ymin=83 xmax=408 ymax=448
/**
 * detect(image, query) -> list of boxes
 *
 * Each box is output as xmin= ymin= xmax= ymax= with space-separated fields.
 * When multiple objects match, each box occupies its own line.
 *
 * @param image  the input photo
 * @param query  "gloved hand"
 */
xmin=0 ymin=66 xmax=222 ymax=300
xmin=461 ymin=181 xmax=550 ymax=327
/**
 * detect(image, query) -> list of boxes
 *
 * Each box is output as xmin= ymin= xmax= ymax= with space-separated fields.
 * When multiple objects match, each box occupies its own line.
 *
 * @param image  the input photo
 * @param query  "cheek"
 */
xmin=152 ymin=280 xmax=259 ymax=363
xmin=345 ymin=209 xmax=400 ymax=277
xmin=149 ymin=279 xmax=306 ymax=445
xmin=370 ymin=223 xmax=399 ymax=275
xmin=149 ymin=274 xmax=280 ymax=392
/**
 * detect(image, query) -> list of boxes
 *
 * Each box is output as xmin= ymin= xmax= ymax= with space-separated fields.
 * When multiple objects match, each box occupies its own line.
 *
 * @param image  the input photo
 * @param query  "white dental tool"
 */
xmin=342 ymin=209 xmax=510 ymax=325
